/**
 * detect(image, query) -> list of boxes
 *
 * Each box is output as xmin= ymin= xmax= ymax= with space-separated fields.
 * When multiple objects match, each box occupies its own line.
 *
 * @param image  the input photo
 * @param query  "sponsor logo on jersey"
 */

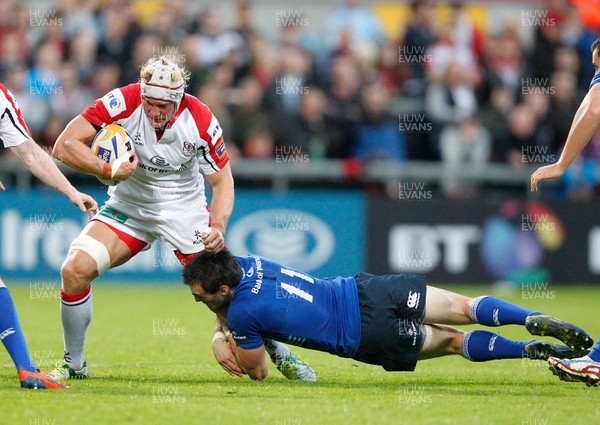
xmin=228 ymin=209 xmax=335 ymax=272
xmin=98 ymin=207 xmax=128 ymax=224
xmin=251 ymin=257 xmax=264 ymax=294
xmin=215 ymin=137 xmax=226 ymax=159
xmin=133 ymin=132 xmax=144 ymax=146
xmin=101 ymin=89 xmax=126 ymax=118
xmin=138 ymin=162 xmax=174 ymax=174
xmin=150 ymin=156 xmax=170 ymax=167
xmin=207 ymin=116 xmax=223 ymax=142
xmin=245 ymin=267 xmax=254 ymax=278
xmin=109 ymin=97 xmax=120 ymax=109
xmin=193 ymin=229 xmax=202 ymax=245
xmin=182 ymin=141 xmax=195 ymax=157
xmin=407 ymin=291 xmax=420 ymax=309
xmin=212 ymin=124 xmax=221 ymax=138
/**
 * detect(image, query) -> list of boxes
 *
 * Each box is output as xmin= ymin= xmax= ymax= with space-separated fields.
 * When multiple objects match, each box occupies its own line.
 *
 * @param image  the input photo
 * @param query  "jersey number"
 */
xmin=280 ymin=268 xmax=313 ymax=303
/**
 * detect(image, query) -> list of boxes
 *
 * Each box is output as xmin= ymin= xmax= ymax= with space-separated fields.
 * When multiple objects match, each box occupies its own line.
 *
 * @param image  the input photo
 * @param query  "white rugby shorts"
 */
xmin=92 ymin=195 xmax=210 ymax=254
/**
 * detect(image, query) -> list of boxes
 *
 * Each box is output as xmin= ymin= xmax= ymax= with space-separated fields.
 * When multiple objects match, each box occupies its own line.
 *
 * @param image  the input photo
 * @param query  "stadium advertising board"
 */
xmin=0 ymin=189 xmax=363 ymax=282
xmin=367 ymin=197 xmax=600 ymax=283
xmin=227 ymin=190 xmax=364 ymax=278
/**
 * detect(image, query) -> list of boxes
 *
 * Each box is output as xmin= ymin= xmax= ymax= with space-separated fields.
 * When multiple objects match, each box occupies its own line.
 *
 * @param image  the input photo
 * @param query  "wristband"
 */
xmin=102 ymin=162 xmax=112 ymax=180
xmin=212 ymin=331 xmax=227 ymax=343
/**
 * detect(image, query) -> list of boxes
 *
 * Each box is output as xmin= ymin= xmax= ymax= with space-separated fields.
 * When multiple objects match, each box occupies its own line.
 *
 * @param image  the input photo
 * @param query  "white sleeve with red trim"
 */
xmin=0 ymin=83 xmax=32 ymax=148
xmin=190 ymin=97 xmax=229 ymax=175
xmin=81 ymin=83 xmax=141 ymax=127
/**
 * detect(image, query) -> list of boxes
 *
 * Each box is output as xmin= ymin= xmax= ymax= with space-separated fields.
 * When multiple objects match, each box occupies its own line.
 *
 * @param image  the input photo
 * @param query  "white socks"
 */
xmin=60 ymin=288 xmax=93 ymax=370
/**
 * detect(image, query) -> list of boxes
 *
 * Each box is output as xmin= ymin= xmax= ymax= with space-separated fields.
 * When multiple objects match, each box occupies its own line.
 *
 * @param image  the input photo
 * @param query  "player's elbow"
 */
xmin=52 ymin=138 xmax=66 ymax=159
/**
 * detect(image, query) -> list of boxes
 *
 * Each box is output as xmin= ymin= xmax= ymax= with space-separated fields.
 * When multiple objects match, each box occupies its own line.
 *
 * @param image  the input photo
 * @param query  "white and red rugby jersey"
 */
xmin=82 ymin=83 xmax=229 ymax=208
xmin=0 ymin=83 xmax=32 ymax=148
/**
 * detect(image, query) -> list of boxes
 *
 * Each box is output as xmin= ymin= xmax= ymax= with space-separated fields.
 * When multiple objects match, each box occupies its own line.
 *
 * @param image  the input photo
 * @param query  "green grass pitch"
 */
xmin=1 ymin=282 xmax=599 ymax=424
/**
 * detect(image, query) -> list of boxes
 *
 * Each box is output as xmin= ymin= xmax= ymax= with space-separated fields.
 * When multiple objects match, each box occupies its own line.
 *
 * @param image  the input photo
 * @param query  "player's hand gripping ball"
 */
xmin=91 ymin=124 xmax=135 ymax=185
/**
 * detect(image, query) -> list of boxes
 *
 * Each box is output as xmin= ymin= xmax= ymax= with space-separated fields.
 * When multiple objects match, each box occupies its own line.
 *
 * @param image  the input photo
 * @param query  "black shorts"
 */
xmin=352 ymin=272 xmax=427 ymax=372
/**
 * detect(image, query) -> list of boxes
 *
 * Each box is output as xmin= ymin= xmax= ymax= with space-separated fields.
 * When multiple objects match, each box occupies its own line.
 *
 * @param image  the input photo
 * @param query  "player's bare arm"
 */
xmin=227 ymin=333 xmax=268 ymax=381
xmin=10 ymin=138 xmax=98 ymax=216
xmin=53 ymin=115 xmax=138 ymax=182
xmin=212 ymin=318 xmax=244 ymax=377
xmin=204 ymin=162 xmax=234 ymax=253
xmin=531 ymin=48 xmax=600 ymax=191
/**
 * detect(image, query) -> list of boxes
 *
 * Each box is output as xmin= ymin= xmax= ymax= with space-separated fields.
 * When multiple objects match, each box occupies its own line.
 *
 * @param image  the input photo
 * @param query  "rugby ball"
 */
xmin=91 ymin=124 xmax=134 ymax=185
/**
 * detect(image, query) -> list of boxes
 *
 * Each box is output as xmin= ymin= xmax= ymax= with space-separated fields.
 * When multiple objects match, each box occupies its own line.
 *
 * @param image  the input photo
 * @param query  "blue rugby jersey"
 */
xmin=227 ymin=255 xmax=362 ymax=358
xmin=589 ymin=72 xmax=600 ymax=90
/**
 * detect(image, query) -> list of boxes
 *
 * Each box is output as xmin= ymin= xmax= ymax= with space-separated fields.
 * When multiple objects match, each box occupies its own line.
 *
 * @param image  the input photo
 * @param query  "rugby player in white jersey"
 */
xmin=49 ymin=56 xmax=314 ymax=382
xmin=0 ymin=82 xmax=97 ymax=389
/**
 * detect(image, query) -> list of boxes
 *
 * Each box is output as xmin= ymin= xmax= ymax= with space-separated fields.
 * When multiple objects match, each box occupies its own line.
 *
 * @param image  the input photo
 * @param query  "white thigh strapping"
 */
xmin=69 ymin=234 xmax=111 ymax=275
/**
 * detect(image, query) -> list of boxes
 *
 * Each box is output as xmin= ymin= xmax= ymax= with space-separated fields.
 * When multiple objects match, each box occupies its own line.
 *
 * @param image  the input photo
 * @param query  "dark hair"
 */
xmin=592 ymin=38 xmax=600 ymax=56
xmin=182 ymin=251 xmax=242 ymax=294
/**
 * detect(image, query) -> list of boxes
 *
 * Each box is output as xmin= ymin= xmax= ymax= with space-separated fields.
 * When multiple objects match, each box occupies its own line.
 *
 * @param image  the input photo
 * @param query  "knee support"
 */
xmin=69 ymin=235 xmax=111 ymax=275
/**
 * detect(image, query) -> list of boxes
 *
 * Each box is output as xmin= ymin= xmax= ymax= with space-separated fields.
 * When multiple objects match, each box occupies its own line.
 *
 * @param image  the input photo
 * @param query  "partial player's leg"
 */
xmin=418 ymin=324 xmax=580 ymax=362
xmin=424 ymin=286 xmax=592 ymax=351
xmin=50 ymin=220 xmax=143 ymax=380
xmin=417 ymin=324 xmax=464 ymax=360
xmin=0 ymin=279 xmax=67 ymax=389
xmin=470 ymin=295 xmax=592 ymax=350
xmin=0 ymin=278 xmax=36 ymax=374
xmin=423 ymin=286 xmax=473 ymax=324
xmin=424 ymin=285 xmax=542 ymax=325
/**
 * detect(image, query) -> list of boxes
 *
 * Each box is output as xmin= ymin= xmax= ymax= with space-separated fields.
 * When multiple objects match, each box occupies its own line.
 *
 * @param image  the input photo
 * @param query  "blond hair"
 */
xmin=139 ymin=55 xmax=190 ymax=86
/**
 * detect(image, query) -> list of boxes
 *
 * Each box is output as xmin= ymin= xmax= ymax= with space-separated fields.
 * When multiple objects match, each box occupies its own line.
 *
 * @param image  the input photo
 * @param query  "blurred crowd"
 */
xmin=1 ymin=0 xmax=599 ymax=198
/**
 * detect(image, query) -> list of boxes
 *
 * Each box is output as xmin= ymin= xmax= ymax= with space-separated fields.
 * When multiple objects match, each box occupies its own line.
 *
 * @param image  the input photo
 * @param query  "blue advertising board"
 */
xmin=0 ymin=188 xmax=364 ymax=282
xmin=227 ymin=190 xmax=364 ymax=278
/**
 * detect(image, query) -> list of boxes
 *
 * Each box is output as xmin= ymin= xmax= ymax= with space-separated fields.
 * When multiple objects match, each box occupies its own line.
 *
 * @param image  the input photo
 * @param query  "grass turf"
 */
xmin=1 ymin=283 xmax=599 ymax=424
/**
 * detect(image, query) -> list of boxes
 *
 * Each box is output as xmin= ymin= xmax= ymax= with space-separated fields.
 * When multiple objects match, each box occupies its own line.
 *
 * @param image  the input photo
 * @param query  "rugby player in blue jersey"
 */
xmin=531 ymin=38 xmax=600 ymax=386
xmin=183 ymin=251 xmax=592 ymax=380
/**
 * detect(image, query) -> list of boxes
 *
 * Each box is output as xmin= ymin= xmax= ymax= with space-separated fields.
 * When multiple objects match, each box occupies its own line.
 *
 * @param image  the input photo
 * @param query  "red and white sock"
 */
xmin=60 ymin=287 xmax=92 ymax=370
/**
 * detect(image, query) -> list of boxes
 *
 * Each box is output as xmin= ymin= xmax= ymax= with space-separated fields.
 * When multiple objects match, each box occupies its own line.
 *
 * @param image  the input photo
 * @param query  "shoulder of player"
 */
xmin=226 ymin=294 xmax=259 ymax=326
xmin=588 ymin=71 xmax=600 ymax=91
xmin=0 ymin=83 xmax=15 ymax=109
xmin=115 ymin=83 xmax=143 ymax=108
xmin=87 ymin=83 xmax=142 ymax=124
xmin=182 ymin=93 xmax=215 ymax=122
xmin=0 ymin=82 xmax=10 ymax=100
xmin=588 ymin=81 xmax=600 ymax=111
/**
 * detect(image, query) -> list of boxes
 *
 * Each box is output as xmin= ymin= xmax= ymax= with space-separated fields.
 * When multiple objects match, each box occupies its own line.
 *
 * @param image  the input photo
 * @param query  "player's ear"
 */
xmin=219 ymin=285 xmax=230 ymax=296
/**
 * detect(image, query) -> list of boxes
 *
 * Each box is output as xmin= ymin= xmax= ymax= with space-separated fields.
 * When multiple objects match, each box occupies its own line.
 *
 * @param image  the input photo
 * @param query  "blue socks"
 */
xmin=462 ymin=330 xmax=528 ymax=361
xmin=471 ymin=296 xmax=541 ymax=326
xmin=589 ymin=339 xmax=600 ymax=362
xmin=0 ymin=287 xmax=36 ymax=372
